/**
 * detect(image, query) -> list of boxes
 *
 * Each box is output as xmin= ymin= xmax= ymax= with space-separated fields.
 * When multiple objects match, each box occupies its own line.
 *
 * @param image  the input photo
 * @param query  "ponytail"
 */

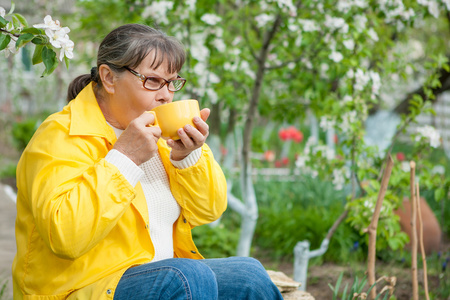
xmin=66 ymin=67 xmax=99 ymax=102
xmin=66 ymin=74 xmax=91 ymax=102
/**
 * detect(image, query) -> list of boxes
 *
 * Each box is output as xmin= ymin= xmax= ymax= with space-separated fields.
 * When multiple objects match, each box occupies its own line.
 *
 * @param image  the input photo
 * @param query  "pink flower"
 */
xmin=264 ymin=150 xmax=275 ymax=162
xmin=220 ymin=145 xmax=228 ymax=156
xmin=396 ymin=152 xmax=405 ymax=162
xmin=279 ymin=126 xmax=303 ymax=143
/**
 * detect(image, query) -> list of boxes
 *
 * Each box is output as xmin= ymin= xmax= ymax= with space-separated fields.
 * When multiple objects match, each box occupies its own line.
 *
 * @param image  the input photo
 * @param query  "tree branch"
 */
xmin=367 ymin=155 xmax=394 ymax=299
xmin=0 ymin=28 xmax=20 ymax=38
xmin=393 ymin=61 xmax=450 ymax=115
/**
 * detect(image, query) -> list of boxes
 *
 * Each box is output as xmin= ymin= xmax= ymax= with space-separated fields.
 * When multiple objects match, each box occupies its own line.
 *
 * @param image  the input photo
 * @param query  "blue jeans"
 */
xmin=113 ymin=257 xmax=283 ymax=299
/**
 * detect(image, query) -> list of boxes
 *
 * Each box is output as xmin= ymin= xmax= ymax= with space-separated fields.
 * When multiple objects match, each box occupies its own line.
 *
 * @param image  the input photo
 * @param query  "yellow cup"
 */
xmin=149 ymin=99 xmax=200 ymax=140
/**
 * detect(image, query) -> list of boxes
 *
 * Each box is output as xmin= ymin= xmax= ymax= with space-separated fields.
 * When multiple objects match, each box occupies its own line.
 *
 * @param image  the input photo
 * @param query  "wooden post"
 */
xmin=416 ymin=183 xmax=430 ymax=300
xmin=410 ymin=161 xmax=418 ymax=300
xmin=367 ymin=155 xmax=394 ymax=299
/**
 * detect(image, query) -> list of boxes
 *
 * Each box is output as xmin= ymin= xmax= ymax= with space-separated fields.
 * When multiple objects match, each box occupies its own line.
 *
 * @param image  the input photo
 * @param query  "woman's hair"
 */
xmin=67 ymin=24 xmax=186 ymax=101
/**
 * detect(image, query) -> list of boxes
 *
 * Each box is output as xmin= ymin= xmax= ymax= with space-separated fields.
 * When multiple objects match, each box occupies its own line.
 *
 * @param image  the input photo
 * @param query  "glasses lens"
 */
xmin=144 ymin=77 xmax=165 ymax=90
xmin=169 ymin=79 xmax=186 ymax=91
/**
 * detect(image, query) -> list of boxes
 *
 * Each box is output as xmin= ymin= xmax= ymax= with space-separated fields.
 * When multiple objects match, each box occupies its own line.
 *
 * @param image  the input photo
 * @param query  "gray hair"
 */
xmin=67 ymin=24 xmax=186 ymax=101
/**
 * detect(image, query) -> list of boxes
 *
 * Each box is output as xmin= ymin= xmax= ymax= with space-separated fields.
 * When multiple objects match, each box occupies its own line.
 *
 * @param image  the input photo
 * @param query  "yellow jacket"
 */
xmin=13 ymin=83 xmax=227 ymax=300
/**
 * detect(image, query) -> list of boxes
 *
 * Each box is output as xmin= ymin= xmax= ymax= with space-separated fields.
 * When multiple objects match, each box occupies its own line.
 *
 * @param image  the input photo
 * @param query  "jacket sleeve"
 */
xmin=18 ymin=118 xmax=136 ymax=260
xmin=163 ymin=143 xmax=227 ymax=227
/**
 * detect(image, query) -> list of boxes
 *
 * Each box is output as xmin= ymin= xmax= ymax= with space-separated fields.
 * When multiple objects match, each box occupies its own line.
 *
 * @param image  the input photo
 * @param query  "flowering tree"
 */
xmin=0 ymin=4 xmax=74 ymax=76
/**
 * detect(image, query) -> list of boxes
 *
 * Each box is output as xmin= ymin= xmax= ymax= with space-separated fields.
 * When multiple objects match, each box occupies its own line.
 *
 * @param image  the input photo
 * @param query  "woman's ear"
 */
xmin=98 ymin=64 xmax=116 ymax=94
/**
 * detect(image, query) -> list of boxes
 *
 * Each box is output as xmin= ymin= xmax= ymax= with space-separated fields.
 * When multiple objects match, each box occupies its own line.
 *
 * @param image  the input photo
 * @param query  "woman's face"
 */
xmin=103 ymin=52 xmax=179 ymax=129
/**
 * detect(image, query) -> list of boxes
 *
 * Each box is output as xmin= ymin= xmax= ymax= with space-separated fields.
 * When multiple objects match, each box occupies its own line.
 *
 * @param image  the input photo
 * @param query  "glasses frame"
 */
xmin=124 ymin=67 xmax=186 ymax=92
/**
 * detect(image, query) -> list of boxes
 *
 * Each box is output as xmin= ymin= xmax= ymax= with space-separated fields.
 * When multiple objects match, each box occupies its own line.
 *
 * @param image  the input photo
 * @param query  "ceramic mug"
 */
xmin=148 ymin=99 xmax=200 ymax=140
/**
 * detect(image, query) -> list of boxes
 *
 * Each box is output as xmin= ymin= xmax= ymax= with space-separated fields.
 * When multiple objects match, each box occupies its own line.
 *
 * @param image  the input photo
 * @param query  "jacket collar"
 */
xmin=69 ymin=82 xmax=117 ymax=144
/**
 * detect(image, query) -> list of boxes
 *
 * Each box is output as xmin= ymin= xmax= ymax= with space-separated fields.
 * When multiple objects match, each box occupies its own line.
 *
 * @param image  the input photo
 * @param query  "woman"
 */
xmin=12 ymin=24 xmax=283 ymax=299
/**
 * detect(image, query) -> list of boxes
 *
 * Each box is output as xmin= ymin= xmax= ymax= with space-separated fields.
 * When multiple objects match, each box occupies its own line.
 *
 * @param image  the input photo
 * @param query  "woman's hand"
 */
xmin=113 ymin=112 xmax=161 ymax=165
xmin=168 ymin=108 xmax=210 ymax=161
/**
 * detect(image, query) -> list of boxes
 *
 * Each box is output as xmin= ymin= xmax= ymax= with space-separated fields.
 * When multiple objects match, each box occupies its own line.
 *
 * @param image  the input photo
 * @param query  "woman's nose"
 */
xmin=155 ymin=84 xmax=174 ymax=103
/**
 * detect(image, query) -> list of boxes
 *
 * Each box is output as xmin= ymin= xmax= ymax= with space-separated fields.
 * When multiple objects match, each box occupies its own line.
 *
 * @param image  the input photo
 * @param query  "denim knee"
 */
xmin=169 ymin=258 xmax=218 ymax=300
xmin=114 ymin=259 xmax=218 ymax=300
xmin=201 ymin=257 xmax=283 ymax=300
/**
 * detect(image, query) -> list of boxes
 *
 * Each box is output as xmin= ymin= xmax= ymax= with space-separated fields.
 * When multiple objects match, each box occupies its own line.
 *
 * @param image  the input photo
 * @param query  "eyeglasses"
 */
xmin=125 ymin=67 xmax=186 ymax=92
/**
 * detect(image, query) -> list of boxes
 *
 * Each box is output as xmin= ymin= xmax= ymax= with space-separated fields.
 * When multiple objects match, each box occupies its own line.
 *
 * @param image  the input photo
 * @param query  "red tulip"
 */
xmin=396 ymin=152 xmax=405 ymax=161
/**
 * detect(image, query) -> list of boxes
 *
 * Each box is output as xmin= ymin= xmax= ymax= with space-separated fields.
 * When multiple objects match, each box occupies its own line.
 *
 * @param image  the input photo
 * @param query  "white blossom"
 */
xmin=275 ymin=0 xmax=297 ymax=16
xmin=0 ymin=6 xmax=5 ymax=18
xmin=295 ymin=154 xmax=309 ymax=168
xmin=298 ymin=19 xmax=320 ymax=32
xmin=142 ymin=1 xmax=174 ymax=24
xmin=255 ymin=14 xmax=274 ymax=28
xmin=324 ymin=15 xmax=346 ymax=31
xmin=332 ymin=167 xmax=350 ymax=190
xmin=343 ymin=39 xmax=355 ymax=50
xmin=415 ymin=125 xmax=441 ymax=148
xmin=223 ymin=62 xmax=237 ymax=72
xmin=353 ymin=15 xmax=367 ymax=32
xmin=201 ymin=13 xmax=221 ymax=26
xmin=428 ymin=1 xmax=440 ymax=18
xmin=302 ymin=58 xmax=313 ymax=69
xmin=240 ymin=60 xmax=255 ymax=79
xmin=208 ymin=72 xmax=220 ymax=84
xmin=193 ymin=62 xmax=207 ymax=77
xmin=60 ymin=39 xmax=74 ymax=61
xmin=354 ymin=68 xmax=370 ymax=91
xmin=206 ymin=88 xmax=218 ymax=104
xmin=288 ymin=23 xmax=299 ymax=32
xmin=186 ymin=0 xmax=196 ymax=11
xmin=432 ymin=165 xmax=445 ymax=175
xmin=329 ymin=50 xmax=343 ymax=62
xmin=401 ymin=161 xmax=411 ymax=172
xmin=320 ymin=63 xmax=329 ymax=78
xmin=367 ymin=28 xmax=379 ymax=41
xmin=336 ymin=0 xmax=352 ymax=13
xmin=48 ymin=27 xmax=70 ymax=48
xmin=190 ymin=33 xmax=209 ymax=61
xmin=369 ymin=71 xmax=381 ymax=95
xmin=343 ymin=95 xmax=353 ymax=102
xmin=213 ymin=38 xmax=226 ymax=52
xmin=33 ymin=15 xmax=61 ymax=31
xmin=346 ymin=69 xmax=354 ymax=78
xmin=443 ymin=0 xmax=450 ymax=10
xmin=320 ymin=116 xmax=336 ymax=130
xmin=341 ymin=110 xmax=358 ymax=134
xmin=4 ymin=36 xmax=17 ymax=57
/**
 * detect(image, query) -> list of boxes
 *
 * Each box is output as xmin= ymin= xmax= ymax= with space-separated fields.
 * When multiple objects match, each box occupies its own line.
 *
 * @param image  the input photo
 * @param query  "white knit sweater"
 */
xmin=104 ymin=125 xmax=201 ymax=262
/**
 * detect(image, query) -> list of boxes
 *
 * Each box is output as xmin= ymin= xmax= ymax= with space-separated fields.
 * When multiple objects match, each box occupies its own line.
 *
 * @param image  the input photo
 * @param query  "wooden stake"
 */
xmin=368 ymin=155 xmax=394 ymax=299
xmin=410 ymin=161 xmax=418 ymax=300
xmin=416 ymin=183 xmax=430 ymax=300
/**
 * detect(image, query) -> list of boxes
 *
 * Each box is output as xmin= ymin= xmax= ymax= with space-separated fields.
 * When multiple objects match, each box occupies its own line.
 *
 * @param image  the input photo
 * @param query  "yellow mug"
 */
xmin=148 ymin=99 xmax=201 ymax=140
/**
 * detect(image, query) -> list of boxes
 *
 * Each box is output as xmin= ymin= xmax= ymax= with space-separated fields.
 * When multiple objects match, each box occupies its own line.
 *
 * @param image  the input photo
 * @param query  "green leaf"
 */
xmin=15 ymin=33 xmax=34 ymax=48
xmin=0 ymin=34 xmax=11 ymax=51
xmin=12 ymin=15 xmax=20 ymax=29
xmin=21 ymin=27 xmax=42 ymax=35
xmin=32 ymin=44 xmax=44 ymax=65
xmin=0 ymin=16 xmax=7 ymax=28
xmin=64 ymin=55 xmax=70 ymax=70
xmin=434 ymin=188 xmax=445 ymax=201
xmin=8 ymin=2 xmax=15 ymax=15
xmin=31 ymin=36 xmax=47 ymax=45
xmin=12 ymin=13 xmax=28 ymax=27
xmin=41 ymin=46 xmax=58 ymax=77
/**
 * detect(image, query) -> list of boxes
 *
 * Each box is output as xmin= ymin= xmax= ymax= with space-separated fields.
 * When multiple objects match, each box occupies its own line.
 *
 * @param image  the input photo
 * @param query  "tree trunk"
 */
xmin=237 ymin=14 xmax=283 ymax=257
